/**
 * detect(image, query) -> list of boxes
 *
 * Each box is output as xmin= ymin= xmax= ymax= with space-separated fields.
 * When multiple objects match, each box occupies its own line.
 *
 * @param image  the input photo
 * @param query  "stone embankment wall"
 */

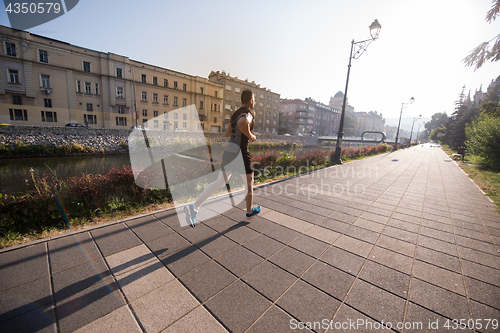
xmin=0 ymin=125 xmax=317 ymax=156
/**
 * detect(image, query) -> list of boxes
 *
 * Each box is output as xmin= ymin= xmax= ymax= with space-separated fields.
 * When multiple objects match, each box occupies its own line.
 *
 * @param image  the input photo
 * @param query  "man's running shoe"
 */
xmin=246 ymin=206 xmax=261 ymax=218
xmin=184 ymin=204 xmax=198 ymax=227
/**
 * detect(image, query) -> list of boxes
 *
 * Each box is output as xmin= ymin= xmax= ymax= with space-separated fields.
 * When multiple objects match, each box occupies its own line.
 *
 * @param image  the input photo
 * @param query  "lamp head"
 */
xmin=369 ymin=19 xmax=382 ymax=39
xmin=410 ymin=97 xmax=415 ymax=104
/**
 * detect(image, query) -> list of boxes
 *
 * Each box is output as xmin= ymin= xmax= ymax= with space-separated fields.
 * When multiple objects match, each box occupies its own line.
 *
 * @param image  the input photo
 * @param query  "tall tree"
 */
xmin=463 ymin=0 xmax=500 ymax=70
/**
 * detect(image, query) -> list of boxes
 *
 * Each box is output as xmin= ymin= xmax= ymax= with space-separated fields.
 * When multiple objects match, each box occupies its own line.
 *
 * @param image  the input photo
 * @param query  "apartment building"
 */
xmin=0 ymin=26 xmax=223 ymax=132
xmin=354 ymin=111 xmax=385 ymax=137
xmin=280 ymin=98 xmax=340 ymax=136
xmin=208 ymin=71 xmax=280 ymax=134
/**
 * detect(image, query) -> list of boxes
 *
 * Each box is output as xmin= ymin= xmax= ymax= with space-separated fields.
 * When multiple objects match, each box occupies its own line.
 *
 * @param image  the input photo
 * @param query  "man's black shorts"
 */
xmin=220 ymin=149 xmax=253 ymax=175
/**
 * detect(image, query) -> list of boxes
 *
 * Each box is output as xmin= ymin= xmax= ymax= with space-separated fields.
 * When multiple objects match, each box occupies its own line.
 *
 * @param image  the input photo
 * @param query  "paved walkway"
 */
xmin=1 ymin=144 xmax=499 ymax=333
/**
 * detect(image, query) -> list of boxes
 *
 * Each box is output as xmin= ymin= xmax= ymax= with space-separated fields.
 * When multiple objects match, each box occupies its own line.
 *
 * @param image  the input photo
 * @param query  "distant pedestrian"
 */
xmin=184 ymin=90 xmax=261 ymax=227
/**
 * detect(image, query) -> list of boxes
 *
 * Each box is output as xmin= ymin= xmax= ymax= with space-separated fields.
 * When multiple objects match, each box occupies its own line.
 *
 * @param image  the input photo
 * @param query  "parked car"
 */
xmin=284 ymin=133 xmax=291 ymax=136
xmin=131 ymin=125 xmax=149 ymax=130
xmin=174 ymin=128 xmax=187 ymax=132
xmin=65 ymin=123 xmax=86 ymax=128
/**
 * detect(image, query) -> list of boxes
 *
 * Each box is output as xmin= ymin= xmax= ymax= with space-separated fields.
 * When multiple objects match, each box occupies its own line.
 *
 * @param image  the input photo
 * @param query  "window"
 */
xmin=142 ymin=109 xmax=147 ymax=116
xmin=164 ymin=79 xmax=168 ymax=87
xmin=6 ymin=42 xmax=16 ymax=56
xmin=8 ymin=69 xmax=19 ymax=84
xmin=183 ymin=83 xmax=187 ymax=91
xmin=215 ymin=91 xmax=218 ymax=98
xmin=12 ymin=95 xmax=21 ymax=105
xmin=41 ymin=75 xmax=50 ymax=88
xmin=174 ymin=121 xmax=178 ymax=129
xmin=118 ymin=106 xmax=124 ymax=114
xmin=41 ymin=111 xmax=57 ymax=122
xmin=174 ymin=81 xmax=178 ymax=89
xmin=9 ymin=109 xmax=27 ymax=121
xmin=174 ymin=113 xmax=178 ymax=119
xmin=83 ymin=61 xmax=91 ymax=72
xmin=213 ymin=117 xmax=217 ymax=123
xmin=200 ymin=87 xmax=204 ymax=94
xmin=85 ymin=82 xmax=91 ymax=94
xmin=84 ymin=114 xmax=97 ymax=125
xmin=259 ymin=102 xmax=264 ymax=107
xmin=153 ymin=93 xmax=158 ymax=103
xmin=183 ymin=122 xmax=187 ymax=128
xmin=154 ymin=111 xmax=158 ymax=117
xmin=163 ymin=95 xmax=169 ymax=104
xmin=173 ymin=97 xmax=178 ymax=106
xmin=141 ymin=74 xmax=146 ymax=83
xmin=225 ymin=104 xmax=231 ymax=110
xmin=141 ymin=91 xmax=147 ymax=101
xmin=116 ymin=68 xmax=122 ymax=78
xmin=44 ymin=99 xmax=52 ymax=108
xmin=86 ymin=103 xmax=93 ymax=111
xmin=182 ymin=98 xmax=187 ymax=107
xmin=154 ymin=120 xmax=159 ymax=128
xmin=116 ymin=87 xmax=124 ymax=98
xmin=182 ymin=114 xmax=187 ymax=120
xmin=226 ymin=95 xmax=231 ymax=100
xmin=235 ymin=87 xmax=240 ymax=93
xmin=225 ymin=114 xmax=230 ymax=120
xmin=226 ymin=85 xmax=232 ymax=91
xmin=95 ymin=83 xmax=99 ymax=95
xmin=164 ymin=112 xmax=168 ymax=119
xmin=153 ymin=77 xmax=158 ymax=85
xmin=200 ymin=101 xmax=204 ymax=110
xmin=39 ymin=50 xmax=48 ymax=63
xmin=260 ymin=94 xmax=264 ymax=99
xmin=116 ymin=117 xmax=127 ymax=126
xmin=76 ymin=81 xmax=81 ymax=93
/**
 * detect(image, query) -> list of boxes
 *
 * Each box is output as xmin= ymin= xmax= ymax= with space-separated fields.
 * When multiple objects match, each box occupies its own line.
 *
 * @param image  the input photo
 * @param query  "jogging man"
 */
xmin=184 ymin=89 xmax=261 ymax=227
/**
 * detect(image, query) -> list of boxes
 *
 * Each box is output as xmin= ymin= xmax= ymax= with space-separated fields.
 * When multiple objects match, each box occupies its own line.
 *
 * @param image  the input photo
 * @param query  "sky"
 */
xmin=1 ymin=0 xmax=499 ymax=125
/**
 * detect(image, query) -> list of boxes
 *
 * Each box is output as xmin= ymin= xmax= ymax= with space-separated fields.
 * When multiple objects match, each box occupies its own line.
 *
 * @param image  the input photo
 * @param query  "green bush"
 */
xmin=465 ymin=115 xmax=500 ymax=169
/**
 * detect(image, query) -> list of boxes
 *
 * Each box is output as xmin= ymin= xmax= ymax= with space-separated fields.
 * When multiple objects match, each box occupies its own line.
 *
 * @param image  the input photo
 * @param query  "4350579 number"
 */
xmin=5 ymin=3 xmax=61 ymax=14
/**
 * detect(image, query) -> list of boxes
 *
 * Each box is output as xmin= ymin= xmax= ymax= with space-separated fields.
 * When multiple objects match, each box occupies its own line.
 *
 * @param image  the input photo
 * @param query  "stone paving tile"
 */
xmin=289 ymin=235 xmax=329 ymax=258
xmin=146 ymin=232 xmax=191 ymax=260
xmin=0 ymin=243 xmax=49 ymax=291
xmin=0 ymin=276 xmax=52 ymax=323
xmin=203 ymin=215 xmax=237 ymax=233
xmin=328 ymin=211 xmax=358 ymax=224
xmin=461 ymin=259 xmax=500 ymax=286
xmin=264 ymin=225 xmax=301 ymax=244
xmin=302 ymin=261 xmax=355 ymax=301
xmin=162 ymin=305 xmax=228 ymax=333
xmin=242 ymin=261 xmax=297 ymax=302
xmin=412 ymin=260 xmax=465 ymax=295
xmin=269 ymin=246 xmax=315 ymax=277
xmin=464 ymin=276 xmax=500 ymax=310
xmin=403 ymin=301 xmax=457 ymax=333
xmin=458 ymin=247 xmax=500 ymax=270
xmin=295 ymin=210 xmax=325 ymax=224
xmin=73 ymin=306 xmax=142 ymax=333
xmin=358 ymin=260 xmax=410 ymax=299
xmin=352 ymin=218 xmax=385 ymax=233
xmin=244 ymin=216 xmax=277 ymax=233
xmin=344 ymin=225 xmax=380 ymax=244
xmin=369 ymin=246 xmax=413 ymax=275
xmin=345 ymin=279 xmax=406 ymax=326
xmin=456 ymin=236 xmax=497 ymax=255
xmin=317 ymin=217 xmax=351 ymax=233
xmin=376 ymin=234 xmax=415 ymax=257
xmin=409 ymin=278 xmax=470 ymax=320
xmin=130 ymin=280 xmax=199 ymax=333
xmin=52 ymin=258 xmax=112 ymax=302
xmin=247 ymin=305 xmax=309 ymax=333
xmin=197 ymin=235 xmax=238 ymax=259
xmin=48 ymin=232 xmax=102 ymax=274
xmin=382 ymin=226 xmax=418 ymax=244
xmin=415 ymin=246 xmax=462 ymax=273
xmin=319 ymin=245 xmax=365 ymax=276
xmin=162 ymin=247 xmax=211 ymax=278
xmin=454 ymin=226 xmax=493 ymax=242
xmin=177 ymin=223 xmax=218 ymax=245
xmin=334 ymin=235 xmax=373 ymax=258
xmin=280 ymin=217 xmax=315 ymax=234
xmin=179 ymin=260 xmax=236 ymax=303
xmin=387 ymin=218 xmax=421 ymax=234
xmin=304 ymin=225 xmax=341 ymax=245
xmin=420 ymin=218 xmax=453 ymax=232
xmin=205 ymin=280 xmax=271 ymax=333
xmin=0 ymin=303 xmax=57 ymax=333
xmin=91 ymin=224 xmax=142 ymax=257
xmin=418 ymin=235 xmax=458 ymax=257
xmin=277 ymin=279 xmax=340 ymax=328
xmin=469 ymin=300 xmax=500 ymax=333
xmin=215 ymin=245 xmax=264 ymax=277
xmin=56 ymin=279 xmax=125 ymax=333
xmin=125 ymin=215 xmax=174 ymax=243
xmin=328 ymin=304 xmax=376 ymax=333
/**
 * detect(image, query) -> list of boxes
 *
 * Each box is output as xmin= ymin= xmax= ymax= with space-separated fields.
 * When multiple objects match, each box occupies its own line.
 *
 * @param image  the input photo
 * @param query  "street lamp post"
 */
xmin=408 ymin=114 xmax=421 ymax=145
xmin=416 ymin=123 xmax=421 ymax=144
xmin=331 ymin=19 xmax=382 ymax=165
xmin=394 ymin=97 xmax=415 ymax=150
